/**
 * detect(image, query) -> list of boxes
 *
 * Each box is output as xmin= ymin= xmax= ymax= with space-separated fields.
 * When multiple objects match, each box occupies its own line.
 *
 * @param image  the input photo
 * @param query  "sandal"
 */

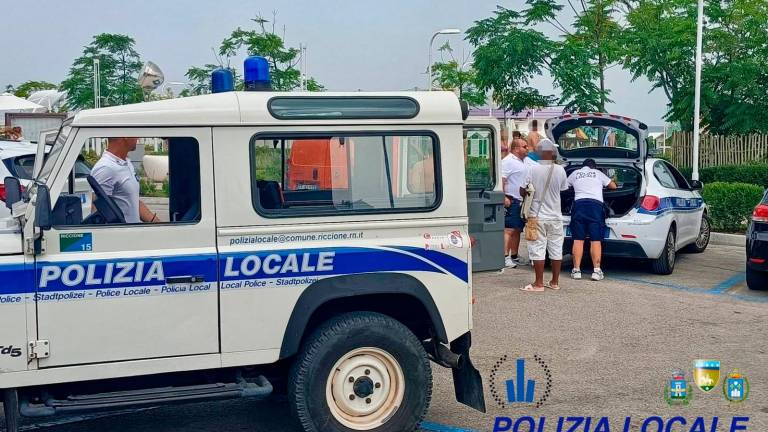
xmin=520 ymin=284 xmax=545 ymax=292
xmin=545 ymin=281 xmax=561 ymax=290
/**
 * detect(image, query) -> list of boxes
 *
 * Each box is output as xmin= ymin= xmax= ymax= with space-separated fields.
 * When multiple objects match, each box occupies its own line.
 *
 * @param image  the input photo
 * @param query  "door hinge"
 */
xmin=28 ymin=340 xmax=50 ymax=360
xmin=25 ymin=237 xmax=46 ymax=255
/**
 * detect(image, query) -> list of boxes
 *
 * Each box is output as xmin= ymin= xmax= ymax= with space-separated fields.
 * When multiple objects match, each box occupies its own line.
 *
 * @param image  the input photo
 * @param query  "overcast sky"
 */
xmin=3 ymin=0 xmax=669 ymax=125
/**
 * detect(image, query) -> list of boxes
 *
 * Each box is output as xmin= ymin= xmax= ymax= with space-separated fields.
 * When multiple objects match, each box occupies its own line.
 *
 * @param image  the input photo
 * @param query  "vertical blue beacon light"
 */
xmin=211 ymin=68 xmax=234 ymax=93
xmin=244 ymin=56 xmax=272 ymax=91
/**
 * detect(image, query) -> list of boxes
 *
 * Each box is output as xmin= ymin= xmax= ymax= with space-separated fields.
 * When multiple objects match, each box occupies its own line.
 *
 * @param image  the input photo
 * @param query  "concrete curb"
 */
xmin=711 ymin=232 xmax=745 ymax=247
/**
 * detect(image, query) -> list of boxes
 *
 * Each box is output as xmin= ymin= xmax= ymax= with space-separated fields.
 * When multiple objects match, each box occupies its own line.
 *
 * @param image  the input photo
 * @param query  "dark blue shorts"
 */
xmin=570 ymin=199 xmax=606 ymax=241
xmin=505 ymin=198 xmax=525 ymax=230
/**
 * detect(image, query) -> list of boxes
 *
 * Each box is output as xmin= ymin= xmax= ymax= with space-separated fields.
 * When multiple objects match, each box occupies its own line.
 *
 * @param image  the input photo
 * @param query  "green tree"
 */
xmin=430 ymin=43 xmax=487 ymax=107
xmin=467 ymin=1 xmax=625 ymax=114
xmin=11 ymin=81 xmax=58 ymax=98
xmin=185 ymin=15 xmax=323 ymax=94
xmin=623 ymin=0 xmax=768 ymax=134
xmin=60 ymin=34 xmax=144 ymax=109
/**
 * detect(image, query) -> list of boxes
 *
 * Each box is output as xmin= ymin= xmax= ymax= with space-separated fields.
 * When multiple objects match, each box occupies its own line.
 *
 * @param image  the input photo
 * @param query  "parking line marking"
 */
xmin=709 ymin=272 xmax=746 ymax=294
xmin=611 ymin=274 xmax=768 ymax=303
xmin=420 ymin=421 xmax=477 ymax=432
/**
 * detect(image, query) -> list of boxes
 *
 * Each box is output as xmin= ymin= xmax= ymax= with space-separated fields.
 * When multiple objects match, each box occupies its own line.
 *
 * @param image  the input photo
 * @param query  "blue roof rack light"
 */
xmin=211 ymin=68 xmax=234 ymax=93
xmin=244 ymin=56 xmax=272 ymax=91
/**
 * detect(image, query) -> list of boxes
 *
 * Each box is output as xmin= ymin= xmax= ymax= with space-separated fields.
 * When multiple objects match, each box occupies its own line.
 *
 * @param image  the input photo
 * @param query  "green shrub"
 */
xmin=679 ymin=164 xmax=768 ymax=188
xmin=701 ymin=182 xmax=765 ymax=232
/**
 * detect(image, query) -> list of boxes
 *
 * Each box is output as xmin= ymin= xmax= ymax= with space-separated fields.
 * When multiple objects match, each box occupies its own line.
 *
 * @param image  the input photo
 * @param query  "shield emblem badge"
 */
xmin=693 ymin=360 xmax=720 ymax=392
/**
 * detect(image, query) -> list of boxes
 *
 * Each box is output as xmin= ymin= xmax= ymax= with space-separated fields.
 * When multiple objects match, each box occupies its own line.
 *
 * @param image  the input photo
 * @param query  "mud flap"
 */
xmin=450 ymin=332 xmax=486 ymax=412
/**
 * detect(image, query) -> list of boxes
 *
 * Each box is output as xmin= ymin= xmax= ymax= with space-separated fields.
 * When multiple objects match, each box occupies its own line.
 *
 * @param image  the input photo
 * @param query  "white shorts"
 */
xmin=527 ymin=219 xmax=564 ymax=261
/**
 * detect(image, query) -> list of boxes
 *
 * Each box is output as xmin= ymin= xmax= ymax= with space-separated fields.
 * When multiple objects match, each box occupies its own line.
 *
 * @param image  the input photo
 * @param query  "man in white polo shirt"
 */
xmin=91 ymin=137 xmax=160 ymax=224
xmin=500 ymin=137 xmax=531 ymax=268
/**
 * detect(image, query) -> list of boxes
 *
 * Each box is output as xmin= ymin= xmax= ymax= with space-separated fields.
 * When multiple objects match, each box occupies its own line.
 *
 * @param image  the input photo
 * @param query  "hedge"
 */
xmin=701 ymin=182 xmax=765 ymax=232
xmin=679 ymin=164 xmax=768 ymax=189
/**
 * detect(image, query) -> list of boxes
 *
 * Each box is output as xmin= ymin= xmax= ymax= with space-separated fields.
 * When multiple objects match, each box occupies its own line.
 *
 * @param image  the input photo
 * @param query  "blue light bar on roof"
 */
xmin=244 ymin=56 xmax=272 ymax=91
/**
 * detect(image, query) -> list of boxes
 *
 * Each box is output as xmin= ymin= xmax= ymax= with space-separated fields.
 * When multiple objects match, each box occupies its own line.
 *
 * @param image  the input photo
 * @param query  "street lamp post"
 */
xmin=692 ymin=0 xmax=704 ymax=181
xmin=427 ymin=28 xmax=461 ymax=91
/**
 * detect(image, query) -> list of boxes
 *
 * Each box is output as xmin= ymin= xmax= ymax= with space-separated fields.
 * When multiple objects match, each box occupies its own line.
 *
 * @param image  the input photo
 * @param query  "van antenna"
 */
xmin=211 ymin=47 xmax=224 ymax=68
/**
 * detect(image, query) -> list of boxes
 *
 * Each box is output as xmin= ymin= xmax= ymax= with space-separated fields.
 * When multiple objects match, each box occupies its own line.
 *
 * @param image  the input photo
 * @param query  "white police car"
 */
xmin=545 ymin=113 xmax=710 ymax=274
xmin=0 ymin=58 xmax=485 ymax=432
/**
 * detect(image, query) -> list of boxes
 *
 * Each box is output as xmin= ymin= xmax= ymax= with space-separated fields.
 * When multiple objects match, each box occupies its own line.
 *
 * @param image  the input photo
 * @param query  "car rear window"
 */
xmin=8 ymin=155 xmax=35 ymax=179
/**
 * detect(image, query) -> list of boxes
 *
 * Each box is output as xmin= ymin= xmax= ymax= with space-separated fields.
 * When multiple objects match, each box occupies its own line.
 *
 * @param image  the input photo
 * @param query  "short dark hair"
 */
xmin=583 ymin=158 xmax=597 ymax=169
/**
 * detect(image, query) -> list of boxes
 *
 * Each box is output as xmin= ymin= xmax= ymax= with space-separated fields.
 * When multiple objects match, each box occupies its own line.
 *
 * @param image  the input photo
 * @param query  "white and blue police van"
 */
xmin=0 ymin=58 xmax=485 ymax=432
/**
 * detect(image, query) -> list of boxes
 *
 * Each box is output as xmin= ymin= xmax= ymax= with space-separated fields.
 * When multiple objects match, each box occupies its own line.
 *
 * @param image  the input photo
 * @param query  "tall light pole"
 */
xmin=427 ymin=28 xmax=461 ymax=91
xmin=692 ymin=0 xmax=704 ymax=181
xmin=92 ymin=58 xmax=101 ymax=108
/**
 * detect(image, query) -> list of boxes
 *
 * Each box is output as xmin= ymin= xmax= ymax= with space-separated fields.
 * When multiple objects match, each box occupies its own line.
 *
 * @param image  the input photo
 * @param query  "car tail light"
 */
xmin=753 ymin=203 xmax=768 ymax=223
xmin=641 ymin=195 xmax=660 ymax=211
xmin=0 ymin=184 xmax=5 ymax=202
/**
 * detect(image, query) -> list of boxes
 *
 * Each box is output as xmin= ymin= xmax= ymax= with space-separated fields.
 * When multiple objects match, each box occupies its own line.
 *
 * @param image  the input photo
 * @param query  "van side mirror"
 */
xmin=690 ymin=180 xmax=703 ymax=191
xmin=3 ymin=177 xmax=22 ymax=209
xmin=35 ymin=185 xmax=53 ymax=230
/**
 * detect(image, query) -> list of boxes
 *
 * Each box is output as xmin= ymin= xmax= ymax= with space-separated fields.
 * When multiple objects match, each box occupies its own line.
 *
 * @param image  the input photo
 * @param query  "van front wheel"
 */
xmin=289 ymin=312 xmax=432 ymax=432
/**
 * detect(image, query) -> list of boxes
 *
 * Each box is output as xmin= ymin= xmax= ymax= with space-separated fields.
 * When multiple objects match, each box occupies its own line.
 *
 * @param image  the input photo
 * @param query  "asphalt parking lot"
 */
xmin=5 ymin=243 xmax=767 ymax=432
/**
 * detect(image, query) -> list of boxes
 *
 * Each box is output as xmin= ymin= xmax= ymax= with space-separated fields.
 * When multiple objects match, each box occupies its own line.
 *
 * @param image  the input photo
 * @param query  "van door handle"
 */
xmin=165 ymin=275 xmax=205 ymax=284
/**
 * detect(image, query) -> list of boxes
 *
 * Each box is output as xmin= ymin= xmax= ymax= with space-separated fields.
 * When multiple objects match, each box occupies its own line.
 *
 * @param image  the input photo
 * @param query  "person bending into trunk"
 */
xmin=567 ymin=158 xmax=617 ymax=281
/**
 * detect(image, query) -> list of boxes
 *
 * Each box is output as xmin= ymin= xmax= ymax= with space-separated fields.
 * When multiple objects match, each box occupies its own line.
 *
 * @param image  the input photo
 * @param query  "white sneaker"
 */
xmin=591 ymin=269 xmax=605 ymax=281
xmin=571 ymin=268 xmax=582 ymax=280
xmin=504 ymin=256 xmax=518 ymax=268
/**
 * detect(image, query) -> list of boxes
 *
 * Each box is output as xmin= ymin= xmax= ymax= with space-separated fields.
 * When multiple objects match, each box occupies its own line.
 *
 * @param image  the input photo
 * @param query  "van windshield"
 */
xmin=37 ymin=123 xmax=71 ymax=183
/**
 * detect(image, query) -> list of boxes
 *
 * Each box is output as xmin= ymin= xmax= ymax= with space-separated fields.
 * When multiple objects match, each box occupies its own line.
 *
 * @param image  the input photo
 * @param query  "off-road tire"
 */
xmin=651 ymin=228 xmax=677 ymax=275
xmin=289 ymin=312 xmax=432 ymax=432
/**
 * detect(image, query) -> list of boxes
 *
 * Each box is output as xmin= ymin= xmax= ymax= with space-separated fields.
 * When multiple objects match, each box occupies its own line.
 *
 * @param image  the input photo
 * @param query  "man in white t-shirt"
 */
xmin=520 ymin=139 xmax=568 ymax=292
xmin=91 ymin=138 xmax=160 ymax=224
xmin=567 ymin=158 xmax=617 ymax=281
xmin=500 ymin=137 xmax=531 ymax=268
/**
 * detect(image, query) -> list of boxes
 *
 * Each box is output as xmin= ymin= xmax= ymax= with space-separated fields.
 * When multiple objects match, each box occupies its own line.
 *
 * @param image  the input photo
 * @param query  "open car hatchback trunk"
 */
xmin=561 ymin=164 xmax=643 ymax=218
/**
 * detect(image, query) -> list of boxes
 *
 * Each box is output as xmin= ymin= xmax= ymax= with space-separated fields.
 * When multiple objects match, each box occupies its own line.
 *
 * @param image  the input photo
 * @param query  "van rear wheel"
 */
xmin=289 ymin=312 xmax=432 ymax=432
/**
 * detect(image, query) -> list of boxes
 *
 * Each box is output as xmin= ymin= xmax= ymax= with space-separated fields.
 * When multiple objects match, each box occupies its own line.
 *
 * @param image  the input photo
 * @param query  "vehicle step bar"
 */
xmin=20 ymin=375 xmax=272 ymax=417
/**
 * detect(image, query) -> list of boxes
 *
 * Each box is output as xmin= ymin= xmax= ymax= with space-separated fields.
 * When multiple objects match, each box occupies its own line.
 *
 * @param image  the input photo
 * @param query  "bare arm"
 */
xmin=139 ymin=200 xmax=161 ymax=223
xmin=606 ymin=180 xmax=618 ymax=190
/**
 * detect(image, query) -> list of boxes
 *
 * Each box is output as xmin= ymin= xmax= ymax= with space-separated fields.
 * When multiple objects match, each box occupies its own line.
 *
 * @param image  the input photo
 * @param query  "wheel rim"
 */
xmin=667 ymin=231 xmax=676 ymax=268
xmin=696 ymin=217 xmax=710 ymax=249
xmin=325 ymin=347 xmax=405 ymax=430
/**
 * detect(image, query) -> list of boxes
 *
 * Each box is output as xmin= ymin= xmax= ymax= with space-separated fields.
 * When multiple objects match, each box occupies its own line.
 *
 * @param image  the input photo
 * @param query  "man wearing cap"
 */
xmin=520 ymin=139 xmax=568 ymax=292
xmin=91 ymin=137 xmax=161 ymax=224
xmin=567 ymin=158 xmax=617 ymax=281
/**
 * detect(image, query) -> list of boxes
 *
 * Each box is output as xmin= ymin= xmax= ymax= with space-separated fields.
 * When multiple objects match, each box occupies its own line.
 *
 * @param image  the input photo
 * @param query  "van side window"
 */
xmin=251 ymin=133 xmax=439 ymax=216
xmin=463 ymin=126 xmax=495 ymax=190
xmin=52 ymin=137 xmax=201 ymax=227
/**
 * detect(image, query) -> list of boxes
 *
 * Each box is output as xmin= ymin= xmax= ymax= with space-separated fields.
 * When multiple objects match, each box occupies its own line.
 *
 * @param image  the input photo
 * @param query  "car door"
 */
xmin=32 ymin=127 xmax=219 ymax=368
xmin=463 ymin=119 xmax=504 ymax=272
xmin=663 ymin=161 xmax=702 ymax=244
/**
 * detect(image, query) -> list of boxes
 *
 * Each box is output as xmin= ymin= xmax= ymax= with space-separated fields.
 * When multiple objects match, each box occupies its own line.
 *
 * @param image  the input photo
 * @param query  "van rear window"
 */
xmin=250 ymin=132 xmax=439 ymax=217
xmin=268 ymin=97 xmax=419 ymax=120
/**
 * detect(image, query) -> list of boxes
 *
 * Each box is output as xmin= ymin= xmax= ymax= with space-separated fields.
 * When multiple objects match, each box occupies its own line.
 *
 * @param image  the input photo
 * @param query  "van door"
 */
xmin=32 ymin=128 xmax=219 ymax=368
xmin=463 ymin=119 xmax=504 ymax=272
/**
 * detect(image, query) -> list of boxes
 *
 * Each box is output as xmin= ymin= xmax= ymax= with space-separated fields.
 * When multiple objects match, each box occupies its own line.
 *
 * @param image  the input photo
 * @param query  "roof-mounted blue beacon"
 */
xmin=244 ymin=56 xmax=272 ymax=91
xmin=211 ymin=68 xmax=234 ymax=93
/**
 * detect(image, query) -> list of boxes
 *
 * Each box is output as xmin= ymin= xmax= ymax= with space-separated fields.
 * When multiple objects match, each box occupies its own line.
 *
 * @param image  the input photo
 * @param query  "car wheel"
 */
xmin=289 ymin=312 xmax=432 ymax=432
xmin=746 ymin=266 xmax=768 ymax=290
xmin=651 ymin=228 xmax=676 ymax=275
xmin=684 ymin=214 xmax=711 ymax=253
